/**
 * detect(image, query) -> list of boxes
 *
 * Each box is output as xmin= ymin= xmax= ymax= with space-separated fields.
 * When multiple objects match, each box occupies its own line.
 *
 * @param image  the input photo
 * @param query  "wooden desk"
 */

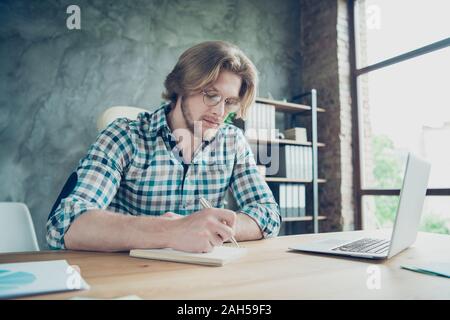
xmin=1 ymin=231 xmax=449 ymax=300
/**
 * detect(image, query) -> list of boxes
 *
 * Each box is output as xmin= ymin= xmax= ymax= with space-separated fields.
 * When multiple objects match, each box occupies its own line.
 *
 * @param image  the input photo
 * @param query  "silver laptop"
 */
xmin=289 ymin=153 xmax=431 ymax=260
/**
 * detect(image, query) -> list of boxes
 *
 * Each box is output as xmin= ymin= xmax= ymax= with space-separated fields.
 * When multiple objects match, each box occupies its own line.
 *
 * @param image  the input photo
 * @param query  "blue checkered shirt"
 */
xmin=46 ymin=103 xmax=281 ymax=249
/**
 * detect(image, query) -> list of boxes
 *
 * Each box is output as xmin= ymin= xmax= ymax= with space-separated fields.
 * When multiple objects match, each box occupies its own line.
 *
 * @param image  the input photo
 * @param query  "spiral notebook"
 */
xmin=130 ymin=246 xmax=247 ymax=267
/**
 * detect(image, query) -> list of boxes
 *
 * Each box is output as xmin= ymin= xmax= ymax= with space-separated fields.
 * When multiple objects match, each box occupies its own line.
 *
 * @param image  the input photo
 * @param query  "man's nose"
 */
xmin=211 ymin=100 xmax=226 ymax=117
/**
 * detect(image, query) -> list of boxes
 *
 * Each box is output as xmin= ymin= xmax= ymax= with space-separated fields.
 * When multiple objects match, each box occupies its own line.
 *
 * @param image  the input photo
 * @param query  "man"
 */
xmin=47 ymin=41 xmax=281 ymax=253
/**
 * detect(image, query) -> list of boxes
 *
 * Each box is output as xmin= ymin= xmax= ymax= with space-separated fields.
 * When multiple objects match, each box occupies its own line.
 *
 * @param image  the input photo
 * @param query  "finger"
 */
xmin=201 ymin=229 xmax=223 ymax=247
xmin=210 ymin=209 xmax=237 ymax=228
xmin=202 ymin=241 xmax=214 ymax=253
xmin=212 ymin=222 xmax=234 ymax=242
xmin=210 ymin=232 xmax=224 ymax=247
xmin=204 ymin=214 xmax=234 ymax=241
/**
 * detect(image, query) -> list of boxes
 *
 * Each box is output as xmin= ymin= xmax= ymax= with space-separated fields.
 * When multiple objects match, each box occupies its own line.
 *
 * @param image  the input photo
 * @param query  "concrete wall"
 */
xmin=0 ymin=0 xmax=302 ymax=249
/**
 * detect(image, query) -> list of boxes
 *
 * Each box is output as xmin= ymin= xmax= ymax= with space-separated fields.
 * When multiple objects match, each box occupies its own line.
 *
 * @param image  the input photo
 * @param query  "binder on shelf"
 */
xmin=292 ymin=184 xmax=296 ymax=217
xmin=288 ymin=184 xmax=294 ymax=217
xmin=293 ymin=184 xmax=299 ymax=217
xmin=263 ymin=104 xmax=268 ymax=138
xmin=286 ymin=146 xmax=291 ymax=179
xmin=300 ymin=146 xmax=305 ymax=180
xmin=290 ymin=184 xmax=295 ymax=217
xmin=286 ymin=147 xmax=291 ymax=179
xmin=294 ymin=147 xmax=298 ymax=179
xmin=245 ymin=103 xmax=276 ymax=141
xmin=285 ymin=184 xmax=291 ymax=217
xmin=290 ymin=146 xmax=295 ymax=179
xmin=277 ymin=145 xmax=287 ymax=179
xmin=299 ymin=184 xmax=306 ymax=217
xmin=257 ymin=103 xmax=262 ymax=138
xmin=298 ymin=146 xmax=302 ymax=180
xmin=283 ymin=184 xmax=288 ymax=218
xmin=297 ymin=146 xmax=305 ymax=179
xmin=245 ymin=102 xmax=256 ymax=139
xmin=297 ymin=146 xmax=302 ymax=180
xmin=303 ymin=146 xmax=308 ymax=180
xmin=277 ymin=145 xmax=314 ymax=180
xmin=290 ymin=184 xmax=295 ymax=218
xmin=307 ymin=147 xmax=313 ymax=181
xmin=303 ymin=185 xmax=306 ymax=216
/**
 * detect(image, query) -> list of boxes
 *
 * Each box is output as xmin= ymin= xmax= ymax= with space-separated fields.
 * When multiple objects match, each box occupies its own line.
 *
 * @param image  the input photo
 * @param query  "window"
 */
xmin=352 ymin=0 xmax=450 ymax=234
xmin=363 ymin=196 xmax=450 ymax=235
xmin=356 ymin=0 xmax=450 ymax=67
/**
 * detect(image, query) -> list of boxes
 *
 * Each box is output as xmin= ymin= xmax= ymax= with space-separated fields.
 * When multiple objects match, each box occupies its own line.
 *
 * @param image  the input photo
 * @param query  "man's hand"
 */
xmin=168 ymin=208 xmax=236 ymax=253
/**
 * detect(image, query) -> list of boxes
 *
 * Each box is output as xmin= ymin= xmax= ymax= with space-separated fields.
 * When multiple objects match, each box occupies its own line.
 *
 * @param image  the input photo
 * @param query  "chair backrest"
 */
xmin=97 ymin=106 xmax=150 ymax=132
xmin=0 ymin=202 xmax=40 ymax=253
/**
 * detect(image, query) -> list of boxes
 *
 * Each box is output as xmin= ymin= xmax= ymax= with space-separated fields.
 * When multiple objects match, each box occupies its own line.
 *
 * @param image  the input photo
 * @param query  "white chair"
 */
xmin=96 ymin=106 xmax=150 ymax=132
xmin=0 ymin=202 xmax=40 ymax=253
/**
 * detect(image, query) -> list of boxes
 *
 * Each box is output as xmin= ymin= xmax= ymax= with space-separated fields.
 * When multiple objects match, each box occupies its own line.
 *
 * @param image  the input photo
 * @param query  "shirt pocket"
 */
xmin=194 ymin=162 xmax=232 ymax=208
xmin=122 ymin=156 xmax=183 ymax=214
xmin=124 ymin=155 xmax=181 ymax=188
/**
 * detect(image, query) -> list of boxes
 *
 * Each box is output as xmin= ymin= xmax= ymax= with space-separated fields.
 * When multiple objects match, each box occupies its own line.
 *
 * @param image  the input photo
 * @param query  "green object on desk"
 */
xmin=401 ymin=262 xmax=450 ymax=279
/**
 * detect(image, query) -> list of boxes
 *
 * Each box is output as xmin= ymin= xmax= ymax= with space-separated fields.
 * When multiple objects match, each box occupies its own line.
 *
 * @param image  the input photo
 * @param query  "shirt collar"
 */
xmin=146 ymin=102 xmax=172 ymax=136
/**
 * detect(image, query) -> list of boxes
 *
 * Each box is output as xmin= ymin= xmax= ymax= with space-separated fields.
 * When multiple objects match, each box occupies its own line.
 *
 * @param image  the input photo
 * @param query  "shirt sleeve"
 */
xmin=228 ymin=129 xmax=281 ymax=238
xmin=46 ymin=118 xmax=136 ymax=249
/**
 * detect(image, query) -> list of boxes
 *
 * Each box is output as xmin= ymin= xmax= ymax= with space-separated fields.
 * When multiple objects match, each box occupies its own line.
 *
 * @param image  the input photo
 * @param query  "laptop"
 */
xmin=289 ymin=153 xmax=431 ymax=260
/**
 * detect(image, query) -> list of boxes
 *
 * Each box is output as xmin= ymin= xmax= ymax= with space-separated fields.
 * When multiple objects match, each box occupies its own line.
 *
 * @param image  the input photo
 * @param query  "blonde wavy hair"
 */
xmin=162 ymin=41 xmax=258 ymax=119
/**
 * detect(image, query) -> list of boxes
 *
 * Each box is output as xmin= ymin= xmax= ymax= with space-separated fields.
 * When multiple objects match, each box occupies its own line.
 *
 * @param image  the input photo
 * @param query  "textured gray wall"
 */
xmin=0 ymin=0 xmax=302 ymax=249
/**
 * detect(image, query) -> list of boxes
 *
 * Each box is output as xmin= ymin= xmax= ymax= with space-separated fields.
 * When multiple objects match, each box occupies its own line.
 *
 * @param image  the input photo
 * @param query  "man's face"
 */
xmin=180 ymin=70 xmax=242 ymax=140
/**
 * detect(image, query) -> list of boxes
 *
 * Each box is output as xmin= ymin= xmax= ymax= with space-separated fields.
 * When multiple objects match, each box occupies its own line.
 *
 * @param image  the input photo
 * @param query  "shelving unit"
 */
xmin=247 ymin=137 xmax=325 ymax=148
xmin=240 ymin=89 xmax=325 ymax=234
xmin=282 ymin=216 xmax=327 ymax=222
xmin=265 ymin=177 xmax=326 ymax=184
xmin=255 ymin=97 xmax=326 ymax=113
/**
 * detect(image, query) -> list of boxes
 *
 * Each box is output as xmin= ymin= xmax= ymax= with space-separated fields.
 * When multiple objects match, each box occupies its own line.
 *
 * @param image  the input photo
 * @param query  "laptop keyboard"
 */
xmin=332 ymin=238 xmax=390 ymax=254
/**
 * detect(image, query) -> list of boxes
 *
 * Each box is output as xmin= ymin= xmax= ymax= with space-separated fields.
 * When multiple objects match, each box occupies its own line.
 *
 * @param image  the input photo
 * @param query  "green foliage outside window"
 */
xmin=372 ymin=135 xmax=449 ymax=234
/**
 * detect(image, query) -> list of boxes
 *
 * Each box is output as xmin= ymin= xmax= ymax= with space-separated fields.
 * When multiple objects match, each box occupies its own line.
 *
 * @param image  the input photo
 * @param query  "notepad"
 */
xmin=130 ymin=246 xmax=247 ymax=267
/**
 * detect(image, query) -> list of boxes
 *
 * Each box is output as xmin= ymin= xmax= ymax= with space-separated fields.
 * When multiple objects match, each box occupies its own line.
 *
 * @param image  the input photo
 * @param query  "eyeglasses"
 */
xmin=201 ymin=90 xmax=241 ymax=113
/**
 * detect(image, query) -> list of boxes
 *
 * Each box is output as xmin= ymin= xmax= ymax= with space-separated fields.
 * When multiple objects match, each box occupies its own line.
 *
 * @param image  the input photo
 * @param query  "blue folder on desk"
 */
xmin=0 ymin=260 xmax=90 ymax=299
xmin=401 ymin=262 xmax=450 ymax=278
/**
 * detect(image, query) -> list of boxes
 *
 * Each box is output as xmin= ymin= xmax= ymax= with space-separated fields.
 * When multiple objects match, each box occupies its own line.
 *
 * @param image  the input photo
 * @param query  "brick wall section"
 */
xmin=299 ymin=0 xmax=355 ymax=231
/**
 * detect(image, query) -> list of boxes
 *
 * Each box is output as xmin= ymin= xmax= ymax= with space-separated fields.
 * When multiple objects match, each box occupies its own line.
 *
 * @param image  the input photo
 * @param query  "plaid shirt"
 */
xmin=46 ymin=103 xmax=281 ymax=249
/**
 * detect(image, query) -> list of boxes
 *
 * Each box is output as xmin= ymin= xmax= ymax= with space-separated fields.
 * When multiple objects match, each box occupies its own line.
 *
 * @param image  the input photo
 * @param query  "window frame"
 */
xmin=348 ymin=0 xmax=450 ymax=229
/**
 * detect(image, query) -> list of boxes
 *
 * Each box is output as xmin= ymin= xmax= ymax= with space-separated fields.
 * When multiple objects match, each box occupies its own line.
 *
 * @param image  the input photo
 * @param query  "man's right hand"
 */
xmin=167 ymin=208 xmax=236 ymax=253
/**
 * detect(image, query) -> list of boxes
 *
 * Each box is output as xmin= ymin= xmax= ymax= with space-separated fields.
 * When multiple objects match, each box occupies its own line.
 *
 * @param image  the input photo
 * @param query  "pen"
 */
xmin=199 ymin=197 xmax=240 ymax=248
